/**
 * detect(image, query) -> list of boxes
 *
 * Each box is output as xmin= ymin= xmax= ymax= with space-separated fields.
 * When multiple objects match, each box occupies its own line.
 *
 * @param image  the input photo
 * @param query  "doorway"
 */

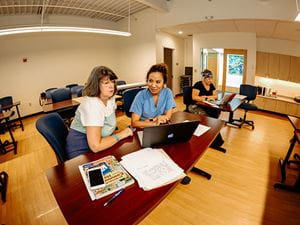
xmin=163 ymin=47 xmax=173 ymax=90
xmin=201 ymin=48 xmax=247 ymax=95
xmin=222 ymin=49 xmax=247 ymax=94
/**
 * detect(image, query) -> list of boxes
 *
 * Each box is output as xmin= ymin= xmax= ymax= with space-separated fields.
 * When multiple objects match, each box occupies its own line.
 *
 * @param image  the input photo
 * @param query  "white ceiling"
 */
xmin=160 ymin=19 xmax=300 ymax=42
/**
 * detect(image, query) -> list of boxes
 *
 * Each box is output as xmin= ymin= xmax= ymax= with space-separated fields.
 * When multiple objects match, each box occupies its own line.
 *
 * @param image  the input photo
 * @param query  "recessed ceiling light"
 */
xmin=178 ymin=31 xmax=183 ymax=34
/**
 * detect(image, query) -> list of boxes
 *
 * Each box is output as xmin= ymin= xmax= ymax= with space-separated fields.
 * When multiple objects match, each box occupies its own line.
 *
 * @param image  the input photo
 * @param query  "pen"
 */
xmin=103 ymin=188 xmax=125 ymax=207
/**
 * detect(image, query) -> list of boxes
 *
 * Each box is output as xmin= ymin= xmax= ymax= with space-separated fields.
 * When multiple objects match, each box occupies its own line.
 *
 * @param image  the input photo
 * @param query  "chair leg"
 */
xmin=191 ymin=167 xmax=212 ymax=180
xmin=0 ymin=171 xmax=8 ymax=203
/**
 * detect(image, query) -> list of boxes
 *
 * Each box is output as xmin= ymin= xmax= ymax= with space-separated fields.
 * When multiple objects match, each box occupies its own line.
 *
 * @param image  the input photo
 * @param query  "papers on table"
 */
xmin=193 ymin=124 xmax=211 ymax=137
xmin=120 ymin=148 xmax=186 ymax=191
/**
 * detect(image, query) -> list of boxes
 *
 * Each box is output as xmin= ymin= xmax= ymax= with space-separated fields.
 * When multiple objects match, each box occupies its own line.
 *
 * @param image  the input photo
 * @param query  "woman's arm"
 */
xmin=192 ymin=89 xmax=207 ymax=102
xmin=207 ymin=90 xmax=218 ymax=101
xmin=86 ymin=126 xmax=132 ymax=152
xmin=131 ymin=113 xmax=158 ymax=128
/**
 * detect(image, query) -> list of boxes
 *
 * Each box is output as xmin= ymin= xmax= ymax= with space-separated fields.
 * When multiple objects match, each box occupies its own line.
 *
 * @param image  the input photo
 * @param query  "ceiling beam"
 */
xmin=134 ymin=0 xmax=169 ymax=13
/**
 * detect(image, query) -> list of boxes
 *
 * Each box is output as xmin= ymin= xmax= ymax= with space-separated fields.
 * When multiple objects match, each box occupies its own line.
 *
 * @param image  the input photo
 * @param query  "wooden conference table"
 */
xmin=274 ymin=116 xmax=300 ymax=192
xmin=196 ymin=95 xmax=246 ymax=127
xmin=46 ymin=111 xmax=224 ymax=225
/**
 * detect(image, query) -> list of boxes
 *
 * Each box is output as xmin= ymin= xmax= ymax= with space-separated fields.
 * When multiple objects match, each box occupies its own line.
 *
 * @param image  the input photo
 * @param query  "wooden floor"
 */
xmin=1 ymin=96 xmax=300 ymax=225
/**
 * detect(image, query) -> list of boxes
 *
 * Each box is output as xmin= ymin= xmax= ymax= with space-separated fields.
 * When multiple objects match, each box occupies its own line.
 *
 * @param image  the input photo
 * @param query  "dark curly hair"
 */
xmin=83 ymin=66 xmax=118 ymax=97
xmin=146 ymin=63 xmax=168 ymax=84
xmin=201 ymin=69 xmax=213 ymax=78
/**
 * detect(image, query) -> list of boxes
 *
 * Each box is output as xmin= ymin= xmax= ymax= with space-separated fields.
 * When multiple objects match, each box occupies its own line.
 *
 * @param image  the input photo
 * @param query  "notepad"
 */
xmin=193 ymin=124 xmax=211 ymax=137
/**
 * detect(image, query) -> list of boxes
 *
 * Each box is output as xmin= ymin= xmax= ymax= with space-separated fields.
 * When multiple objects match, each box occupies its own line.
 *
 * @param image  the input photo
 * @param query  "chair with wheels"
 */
xmin=36 ymin=112 xmax=69 ymax=163
xmin=123 ymin=88 xmax=145 ymax=117
xmin=233 ymin=84 xmax=258 ymax=130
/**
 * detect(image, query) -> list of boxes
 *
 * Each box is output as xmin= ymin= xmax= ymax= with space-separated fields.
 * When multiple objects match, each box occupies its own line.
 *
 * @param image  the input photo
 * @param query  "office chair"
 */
xmin=45 ymin=88 xmax=58 ymax=99
xmin=116 ymin=80 xmax=126 ymax=86
xmin=51 ymin=88 xmax=72 ymax=103
xmin=65 ymin=83 xmax=78 ymax=89
xmin=71 ymin=85 xmax=84 ymax=97
xmin=233 ymin=84 xmax=258 ymax=130
xmin=51 ymin=88 xmax=75 ymax=126
xmin=123 ymin=88 xmax=145 ymax=117
xmin=183 ymin=86 xmax=193 ymax=112
xmin=0 ymin=96 xmax=24 ymax=131
xmin=36 ymin=113 xmax=69 ymax=163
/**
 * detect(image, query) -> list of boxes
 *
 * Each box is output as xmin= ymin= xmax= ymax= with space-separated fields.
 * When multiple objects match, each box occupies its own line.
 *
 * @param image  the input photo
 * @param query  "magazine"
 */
xmin=79 ymin=155 xmax=135 ymax=201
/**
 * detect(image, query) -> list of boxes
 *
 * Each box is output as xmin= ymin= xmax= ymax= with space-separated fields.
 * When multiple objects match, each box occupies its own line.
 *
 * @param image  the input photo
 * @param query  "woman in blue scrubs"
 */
xmin=130 ymin=63 xmax=176 ymax=128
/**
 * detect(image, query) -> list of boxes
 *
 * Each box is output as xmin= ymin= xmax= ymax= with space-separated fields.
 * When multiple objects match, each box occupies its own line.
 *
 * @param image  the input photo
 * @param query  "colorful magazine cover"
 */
xmin=79 ymin=155 xmax=135 ymax=200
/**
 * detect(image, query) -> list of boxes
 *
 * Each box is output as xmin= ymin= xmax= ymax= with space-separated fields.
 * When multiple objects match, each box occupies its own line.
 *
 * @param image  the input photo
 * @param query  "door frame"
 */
xmin=163 ymin=47 xmax=174 ymax=90
xmin=222 ymin=49 xmax=247 ymax=94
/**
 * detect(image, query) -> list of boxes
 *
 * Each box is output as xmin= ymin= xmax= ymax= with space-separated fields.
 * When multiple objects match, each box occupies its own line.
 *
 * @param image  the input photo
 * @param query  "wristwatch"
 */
xmin=205 ymin=97 xmax=208 ymax=101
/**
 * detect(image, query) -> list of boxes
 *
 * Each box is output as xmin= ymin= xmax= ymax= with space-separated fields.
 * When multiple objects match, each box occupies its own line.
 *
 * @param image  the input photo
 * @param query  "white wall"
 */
xmin=156 ymin=31 xmax=184 ymax=95
xmin=0 ymin=32 xmax=119 ymax=116
xmin=157 ymin=0 xmax=296 ymax=28
xmin=193 ymin=32 xmax=257 ymax=85
xmin=184 ymin=37 xmax=193 ymax=67
xmin=115 ymin=9 xmax=157 ymax=83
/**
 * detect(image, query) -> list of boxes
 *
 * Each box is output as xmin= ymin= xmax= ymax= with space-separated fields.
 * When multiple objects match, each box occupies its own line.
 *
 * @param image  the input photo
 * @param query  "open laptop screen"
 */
xmin=137 ymin=120 xmax=199 ymax=148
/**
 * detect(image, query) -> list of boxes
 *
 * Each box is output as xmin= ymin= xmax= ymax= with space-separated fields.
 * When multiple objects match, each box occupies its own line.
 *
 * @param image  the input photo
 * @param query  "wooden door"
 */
xmin=164 ymin=48 xmax=173 ymax=90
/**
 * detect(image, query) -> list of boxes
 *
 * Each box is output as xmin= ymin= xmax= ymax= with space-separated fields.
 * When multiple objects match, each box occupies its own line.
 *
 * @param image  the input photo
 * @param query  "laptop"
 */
xmin=205 ymin=93 xmax=236 ymax=106
xmin=137 ymin=120 xmax=199 ymax=148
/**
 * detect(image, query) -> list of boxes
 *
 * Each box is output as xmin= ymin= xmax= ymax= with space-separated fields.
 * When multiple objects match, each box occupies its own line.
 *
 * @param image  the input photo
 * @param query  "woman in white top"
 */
xmin=65 ymin=66 xmax=133 ymax=159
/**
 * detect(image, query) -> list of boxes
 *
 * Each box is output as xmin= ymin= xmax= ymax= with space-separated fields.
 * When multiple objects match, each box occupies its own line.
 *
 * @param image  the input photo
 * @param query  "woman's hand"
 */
xmin=155 ymin=115 xmax=169 ymax=125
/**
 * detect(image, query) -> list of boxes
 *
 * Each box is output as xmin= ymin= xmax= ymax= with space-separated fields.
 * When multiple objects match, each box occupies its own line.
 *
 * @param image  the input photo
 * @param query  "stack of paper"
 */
xmin=193 ymin=124 xmax=211 ymax=137
xmin=120 ymin=148 xmax=186 ymax=191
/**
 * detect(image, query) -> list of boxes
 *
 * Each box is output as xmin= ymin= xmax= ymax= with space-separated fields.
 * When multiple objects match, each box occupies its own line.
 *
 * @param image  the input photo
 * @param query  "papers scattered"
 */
xmin=193 ymin=124 xmax=211 ymax=137
xmin=120 ymin=148 xmax=186 ymax=191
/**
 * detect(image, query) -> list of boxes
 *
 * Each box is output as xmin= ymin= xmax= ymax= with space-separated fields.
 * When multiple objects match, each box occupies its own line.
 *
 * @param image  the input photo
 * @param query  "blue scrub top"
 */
xmin=129 ymin=88 xmax=176 ymax=120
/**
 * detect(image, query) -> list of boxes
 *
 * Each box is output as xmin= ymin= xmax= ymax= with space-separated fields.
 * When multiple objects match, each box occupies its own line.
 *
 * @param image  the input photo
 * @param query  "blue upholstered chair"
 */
xmin=45 ymin=88 xmax=58 ymax=99
xmin=36 ymin=113 xmax=69 ymax=163
xmin=51 ymin=88 xmax=72 ymax=103
xmin=183 ymin=86 xmax=193 ymax=112
xmin=234 ymin=84 xmax=258 ymax=130
xmin=71 ymin=85 xmax=84 ymax=97
xmin=123 ymin=88 xmax=144 ymax=117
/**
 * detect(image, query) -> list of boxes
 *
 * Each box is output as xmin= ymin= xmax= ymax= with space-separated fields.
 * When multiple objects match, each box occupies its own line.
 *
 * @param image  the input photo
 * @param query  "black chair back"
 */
xmin=65 ymin=84 xmax=78 ymax=89
xmin=51 ymin=88 xmax=72 ymax=103
xmin=0 ymin=96 xmax=13 ymax=108
xmin=36 ymin=113 xmax=69 ymax=163
xmin=239 ymin=84 xmax=258 ymax=101
xmin=183 ymin=87 xmax=193 ymax=112
xmin=123 ymin=88 xmax=144 ymax=117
